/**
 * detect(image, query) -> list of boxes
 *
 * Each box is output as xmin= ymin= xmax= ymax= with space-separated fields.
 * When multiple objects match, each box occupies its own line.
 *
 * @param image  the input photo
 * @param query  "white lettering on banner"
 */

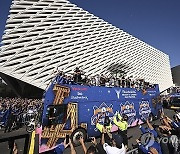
xmin=147 ymin=90 xmax=156 ymax=93
xmin=122 ymin=93 xmax=137 ymax=98
xmin=125 ymin=112 xmax=136 ymax=117
xmin=141 ymin=134 xmax=180 ymax=145
xmin=122 ymin=90 xmax=136 ymax=93
xmin=77 ymin=92 xmax=83 ymax=95
xmin=139 ymin=101 xmax=151 ymax=120
xmin=121 ymin=90 xmax=137 ymax=98
xmin=91 ymin=102 xmax=113 ymax=126
xmin=71 ymin=96 xmax=88 ymax=100
xmin=140 ymin=110 xmax=151 ymax=114
xmin=120 ymin=101 xmax=136 ymax=125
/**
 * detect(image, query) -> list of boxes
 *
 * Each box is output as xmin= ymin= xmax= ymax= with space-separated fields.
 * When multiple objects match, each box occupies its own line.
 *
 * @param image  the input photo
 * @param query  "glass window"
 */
xmin=46 ymin=104 xmax=67 ymax=125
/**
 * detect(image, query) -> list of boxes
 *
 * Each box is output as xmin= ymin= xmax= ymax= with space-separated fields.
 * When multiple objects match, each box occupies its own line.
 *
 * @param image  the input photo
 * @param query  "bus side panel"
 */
xmin=78 ymin=98 xmax=154 ymax=138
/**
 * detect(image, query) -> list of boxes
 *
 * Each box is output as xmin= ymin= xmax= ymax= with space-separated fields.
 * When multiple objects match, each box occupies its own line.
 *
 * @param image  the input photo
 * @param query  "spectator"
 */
xmin=121 ymin=76 xmax=125 ymax=88
xmin=139 ymin=119 xmax=158 ymax=138
xmin=79 ymin=136 xmax=105 ymax=154
xmin=154 ymin=125 xmax=172 ymax=154
xmin=0 ymin=97 xmax=42 ymax=133
xmin=13 ymin=142 xmax=18 ymax=154
xmin=126 ymin=77 xmax=131 ymax=88
xmin=90 ymin=76 xmax=96 ymax=86
xmin=73 ymin=67 xmax=82 ymax=83
xmin=100 ymin=75 xmax=106 ymax=86
xmin=101 ymin=127 xmax=126 ymax=154
xmin=136 ymin=118 xmax=162 ymax=154
xmin=136 ymin=138 xmax=162 ymax=154
xmin=4 ymin=106 xmax=14 ymax=133
xmin=95 ymin=75 xmax=100 ymax=86
xmin=91 ymin=137 xmax=106 ymax=154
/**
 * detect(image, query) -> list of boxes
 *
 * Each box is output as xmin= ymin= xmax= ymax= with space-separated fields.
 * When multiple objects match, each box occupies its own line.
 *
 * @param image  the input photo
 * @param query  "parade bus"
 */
xmin=39 ymin=75 xmax=162 ymax=152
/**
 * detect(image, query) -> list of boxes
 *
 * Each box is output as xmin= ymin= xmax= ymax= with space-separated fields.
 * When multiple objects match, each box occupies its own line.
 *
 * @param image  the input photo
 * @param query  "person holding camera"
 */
xmin=79 ymin=136 xmax=106 ymax=154
xmin=101 ymin=127 xmax=126 ymax=154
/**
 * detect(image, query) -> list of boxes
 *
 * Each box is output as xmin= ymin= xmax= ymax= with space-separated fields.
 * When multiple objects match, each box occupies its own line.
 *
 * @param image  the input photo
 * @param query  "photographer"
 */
xmin=79 ymin=136 xmax=105 ymax=154
xmin=101 ymin=127 xmax=126 ymax=154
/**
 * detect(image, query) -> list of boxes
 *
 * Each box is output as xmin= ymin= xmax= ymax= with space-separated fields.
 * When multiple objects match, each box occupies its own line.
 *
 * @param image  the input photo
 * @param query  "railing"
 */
xmin=0 ymin=133 xmax=30 ymax=154
xmin=127 ymin=148 xmax=139 ymax=154
xmin=0 ymin=110 xmax=41 ymax=129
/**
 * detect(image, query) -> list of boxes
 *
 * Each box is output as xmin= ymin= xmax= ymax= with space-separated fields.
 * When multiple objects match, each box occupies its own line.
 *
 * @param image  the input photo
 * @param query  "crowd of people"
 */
xmin=166 ymin=87 xmax=180 ymax=94
xmin=54 ymin=67 xmax=156 ymax=91
xmin=0 ymin=97 xmax=42 ymax=132
xmin=161 ymin=86 xmax=180 ymax=108
xmin=135 ymin=111 xmax=180 ymax=154
xmin=43 ymin=110 xmax=180 ymax=154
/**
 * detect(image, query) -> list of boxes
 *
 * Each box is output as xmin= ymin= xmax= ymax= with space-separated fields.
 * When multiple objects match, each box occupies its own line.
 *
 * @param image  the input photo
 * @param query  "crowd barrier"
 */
xmin=127 ymin=148 xmax=139 ymax=154
xmin=0 ymin=111 xmax=40 ymax=130
xmin=0 ymin=133 xmax=30 ymax=154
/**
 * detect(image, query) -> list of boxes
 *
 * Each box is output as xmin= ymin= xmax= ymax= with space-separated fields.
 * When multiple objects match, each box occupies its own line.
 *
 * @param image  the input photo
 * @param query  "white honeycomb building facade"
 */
xmin=0 ymin=0 xmax=173 ymax=91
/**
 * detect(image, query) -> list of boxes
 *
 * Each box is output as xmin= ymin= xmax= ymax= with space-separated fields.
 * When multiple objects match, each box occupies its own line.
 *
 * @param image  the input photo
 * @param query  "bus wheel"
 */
xmin=71 ymin=128 xmax=87 ymax=146
xmin=148 ymin=113 xmax=154 ymax=122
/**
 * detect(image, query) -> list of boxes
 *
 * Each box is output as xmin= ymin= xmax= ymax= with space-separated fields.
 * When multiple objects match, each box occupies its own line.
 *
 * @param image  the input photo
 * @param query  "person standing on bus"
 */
xmin=113 ymin=113 xmax=128 ymax=148
xmin=95 ymin=113 xmax=112 ymax=144
xmin=73 ymin=67 xmax=82 ymax=83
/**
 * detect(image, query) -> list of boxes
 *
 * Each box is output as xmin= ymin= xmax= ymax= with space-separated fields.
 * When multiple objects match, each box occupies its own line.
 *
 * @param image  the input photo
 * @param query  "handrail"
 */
xmin=127 ymin=148 xmax=138 ymax=154
xmin=0 ymin=133 xmax=30 ymax=154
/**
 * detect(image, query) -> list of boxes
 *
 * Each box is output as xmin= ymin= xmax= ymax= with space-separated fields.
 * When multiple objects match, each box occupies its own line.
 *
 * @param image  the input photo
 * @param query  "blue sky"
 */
xmin=0 ymin=0 xmax=179 ymax=68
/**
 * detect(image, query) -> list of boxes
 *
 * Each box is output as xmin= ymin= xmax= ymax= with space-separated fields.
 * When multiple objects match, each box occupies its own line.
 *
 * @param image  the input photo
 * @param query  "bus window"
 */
xmin=46 ymin=104 xmax=67 ymax=126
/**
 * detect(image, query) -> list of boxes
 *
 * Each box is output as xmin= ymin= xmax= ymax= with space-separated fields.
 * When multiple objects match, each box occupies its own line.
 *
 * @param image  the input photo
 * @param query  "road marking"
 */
xmin=29 ymin=131 xmax=35 ymax=154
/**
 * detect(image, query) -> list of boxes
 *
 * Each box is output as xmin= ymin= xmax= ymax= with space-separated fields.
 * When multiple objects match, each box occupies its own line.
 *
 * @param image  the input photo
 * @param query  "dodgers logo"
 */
xmin=120 ymin=101 xmax=136 ymax=125
xmin=139 ymin=101 xmax=151 ymax=120
xmin=91 ymin=102 xmax=113 ymax=131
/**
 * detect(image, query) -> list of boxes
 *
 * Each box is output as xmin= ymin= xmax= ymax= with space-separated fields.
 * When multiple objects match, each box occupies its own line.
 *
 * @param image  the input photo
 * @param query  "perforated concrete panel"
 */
xmin=0 ymin=0 xmax=173 ymax=91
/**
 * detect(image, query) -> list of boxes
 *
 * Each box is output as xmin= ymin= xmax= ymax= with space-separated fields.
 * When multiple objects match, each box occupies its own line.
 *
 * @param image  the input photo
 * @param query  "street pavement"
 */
xmin=0 ymin=109 xmax=175 ymax=154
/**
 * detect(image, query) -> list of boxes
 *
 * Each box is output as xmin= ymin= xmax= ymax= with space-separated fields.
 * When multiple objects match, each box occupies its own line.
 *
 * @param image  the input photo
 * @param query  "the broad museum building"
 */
xmin=0 ymin=0 xmax=173 ymax=95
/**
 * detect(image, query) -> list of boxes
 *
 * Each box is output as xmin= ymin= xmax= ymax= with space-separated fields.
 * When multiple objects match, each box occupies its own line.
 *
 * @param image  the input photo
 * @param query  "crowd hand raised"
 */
xmin=102 ymin=127 xmax=107 ymax=134
xmin=91 ymin=137 xmax=97 ymax=145
xmin=79 ymin=136 xmax=84 ymax=145
xmin=63 ymin=138 xmax=70 ymax=148
xmin=115 ymin=111 xmax=119 ymax=116
xmin=136 ymin=139 xmax=140 ymax=143
xmin=165 ymin=116 xmax=172 ymax=122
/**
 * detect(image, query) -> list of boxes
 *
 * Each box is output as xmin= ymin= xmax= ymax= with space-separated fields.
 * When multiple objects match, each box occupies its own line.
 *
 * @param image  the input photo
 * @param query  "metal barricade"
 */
xmin=19 ymin=112 xmax=39 ymax=125
xmin=127 ymin=148 xmax=139 ymax=154
xmin=0 ymin=133 xmax=30 ymax=154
